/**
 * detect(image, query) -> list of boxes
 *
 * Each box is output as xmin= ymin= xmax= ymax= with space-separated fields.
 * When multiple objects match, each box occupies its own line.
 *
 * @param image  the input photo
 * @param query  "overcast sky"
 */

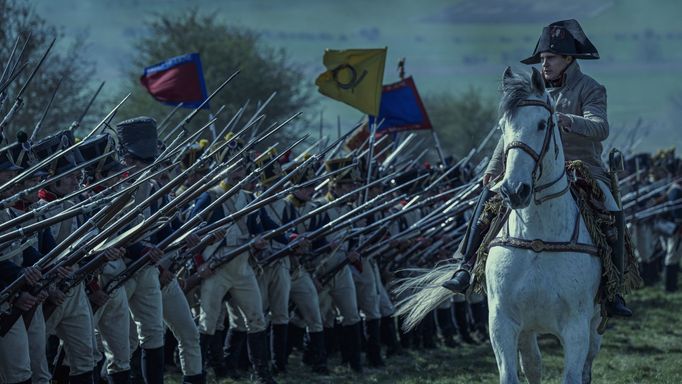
xmin=33 ymin=0 xmax=682 ymax=152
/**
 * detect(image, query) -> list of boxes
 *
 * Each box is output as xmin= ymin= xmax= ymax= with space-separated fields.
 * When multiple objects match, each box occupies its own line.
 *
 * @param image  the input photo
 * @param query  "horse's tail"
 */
xmin=392 ymin=263 xmax=456 ymax=331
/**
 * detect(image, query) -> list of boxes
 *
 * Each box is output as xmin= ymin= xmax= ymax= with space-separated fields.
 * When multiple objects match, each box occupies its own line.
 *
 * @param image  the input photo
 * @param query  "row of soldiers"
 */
xmin=622 ymin=148 xmax=682 ymax=293
xmin=0 ymin=108 xmax=490 ymax=384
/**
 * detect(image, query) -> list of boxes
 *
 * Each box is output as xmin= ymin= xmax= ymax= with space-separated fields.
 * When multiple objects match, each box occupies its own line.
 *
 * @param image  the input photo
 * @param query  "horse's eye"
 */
xmin=537 ymin=121 xmax=546 ymax=131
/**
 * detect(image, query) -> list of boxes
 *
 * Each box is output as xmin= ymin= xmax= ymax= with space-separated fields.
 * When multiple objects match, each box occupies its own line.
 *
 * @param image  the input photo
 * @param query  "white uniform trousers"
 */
xmin=289 ymin=268 xmax=323 ymax=333
xmin=0 ymin=313 xmax=32 ymax=383
xmin=199 ymin=262 xmax=266 ymax=335
xmin=162 ymin=278 xmax=202 ymax=376
xmin=124 ymin=266 xmax=164 ymax=349
xmin=319 ymin=265 xmax=360 ymax=327
xmin=44 ymin=283 xmax=96 ymax=376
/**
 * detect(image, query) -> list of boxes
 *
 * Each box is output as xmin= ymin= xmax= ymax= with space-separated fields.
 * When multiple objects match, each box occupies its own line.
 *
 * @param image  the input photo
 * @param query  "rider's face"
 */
xmin=540 ymin=53 xmax=572 ymax=81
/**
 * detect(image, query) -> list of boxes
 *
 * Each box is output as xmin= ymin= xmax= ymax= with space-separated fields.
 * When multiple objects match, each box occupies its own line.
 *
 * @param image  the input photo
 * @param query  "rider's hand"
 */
xmin=483 ymin=173 xmax=494 ymax=186
xmin=556 ymin=112 xmax=572 ymax=133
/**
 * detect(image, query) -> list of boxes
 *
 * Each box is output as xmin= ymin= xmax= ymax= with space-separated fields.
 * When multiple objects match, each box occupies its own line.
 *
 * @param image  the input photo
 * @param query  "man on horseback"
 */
xmin=442 ymin=19 xmax=633 ymax=317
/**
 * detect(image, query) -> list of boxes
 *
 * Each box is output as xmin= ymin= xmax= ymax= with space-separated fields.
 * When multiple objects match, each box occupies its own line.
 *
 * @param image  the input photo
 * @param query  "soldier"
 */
xmin=33 ymin=132 xmax=98 ymax=384
xmin=443 ymin=19 xmax=634 ymax=317
xmin=315 ymin=158 xmax=363 ymax=373
xmin=188 ymin=136 xmax=276 ymax=384
xmin=625 ymin=153 xmax=660 ymax=285
xmin=0 ymin=157 xmax=48 ymax=384
xmin=249 ymin=149 xmax=292 ymax=374
xmin=116 ymin=117 xmax=166 ymax=384
xmin=280 ymin=161 xmax=329 ymax=374
xmin=79 ymin=133 xmax=134 ymax=384
xmin=657 ymin=151 xmax=682 ymax=292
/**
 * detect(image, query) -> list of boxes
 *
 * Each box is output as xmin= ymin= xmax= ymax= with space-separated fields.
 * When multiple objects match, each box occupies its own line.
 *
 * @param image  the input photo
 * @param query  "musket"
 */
xmin=156 ymin=102 xmax=184 ymax=138
xmin=0 ymin=118 xmax=200 ymax=314
xmin=0 ymin=185 xmax=135 ymax=334
xmin=0 ymin=150 xmax=115 ymax=209
xmin=362 ymin=190 xmax=478 ymax=259
xmin=0 ymin=38 xmax=56 ymax=143
xmin=170 ymin=105 xmax=227 ymax=164
xmin=627 ymin=198 xmax=682 ymax=223
xmin=0 ymin=34 xmax=22 ymax=88
xmin=189 ymin=127 xmax=360 ymax=241
xmin=66 ymin=159 xmax=245 ymax=307
xmin=185 ymin=170 xmax=407 ymax=285
xmin=0 ymin=166 xmax=133 ymax=238
xmin=314 ymin=121 xmax=365 ymax=176
xmin=105 ymin=136 xmax=312 ymax=294
xmin=33 ymin=135 xmax=247 ymax=318
xmin=162 ymin=71 xmax=240 ymax=143
xmin=167 ymin=155 xmax=357 ymax=274
xmin=208 ymin=105 xmax=245 ymax=153
xmin=93 ymin=113 xmax=300 ymax=293
xmin=317 ymin=223 xmax=392 ymax=286
xmin=29 ymin=76 xmax=64 ymax=143
xmin=0 ymin=93 xmax=131 ymax=190
xmin=382 ymin=133 xmax=416 ymax=168
xmin=69 ymin=81 xmax=105 ymax=133
xmin=245 ymin=92 xmax=277 ymax=129
xmin=0 ymin=62 xmax=28 ymax=99
xmin=261 ymin=172 xmax=429 ymax=266
xmin=622 ymin=178 xmax=678 ymax=210
xmin=0 ymin=32 xmax=29 ymax=106
xmin=177 ymin=159 xmax=362 ymax=265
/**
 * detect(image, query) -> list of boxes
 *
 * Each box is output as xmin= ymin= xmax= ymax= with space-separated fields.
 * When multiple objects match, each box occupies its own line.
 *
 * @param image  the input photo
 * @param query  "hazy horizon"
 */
xmin=33 ymin=0 xmax=682 ymax=154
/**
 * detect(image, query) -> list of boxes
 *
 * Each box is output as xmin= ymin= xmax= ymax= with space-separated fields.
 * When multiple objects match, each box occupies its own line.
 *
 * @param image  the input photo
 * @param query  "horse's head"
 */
xmin=497 ymin=67 xmax=562 ymax=209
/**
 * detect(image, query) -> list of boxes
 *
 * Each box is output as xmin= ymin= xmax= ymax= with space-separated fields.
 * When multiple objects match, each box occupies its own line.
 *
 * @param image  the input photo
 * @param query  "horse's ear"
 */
xmin=503 ymin=66 xmax=513 ymax=85
xmin=530 ymin=67 xmax=545 ymax=94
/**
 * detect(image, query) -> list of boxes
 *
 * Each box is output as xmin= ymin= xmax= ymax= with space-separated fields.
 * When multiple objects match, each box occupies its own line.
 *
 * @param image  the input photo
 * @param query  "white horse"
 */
xmin=396 ymin=67 xmax=603 ymax=384
xmin=485 ymin=67 xmax=602 ymax=384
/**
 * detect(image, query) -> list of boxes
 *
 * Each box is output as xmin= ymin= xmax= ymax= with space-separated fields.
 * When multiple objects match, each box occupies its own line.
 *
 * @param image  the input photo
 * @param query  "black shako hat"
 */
xmin=116 ymin=116 xmax=158 ymax=162
xmin=521 ymin=19 xmax=599 ymax=65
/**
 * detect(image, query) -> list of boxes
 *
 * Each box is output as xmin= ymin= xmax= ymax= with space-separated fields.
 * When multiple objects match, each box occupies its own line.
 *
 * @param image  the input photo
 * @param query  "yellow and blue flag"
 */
xmin=315 ymin=48 xmax=387 ymax=116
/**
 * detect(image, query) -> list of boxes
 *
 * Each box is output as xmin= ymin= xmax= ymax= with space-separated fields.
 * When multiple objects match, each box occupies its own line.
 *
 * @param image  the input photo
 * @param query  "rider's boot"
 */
xmin=442 ymin=187 xmax=495 ymax=294
xmin=606 ymin=211 xmax=633 ymax=318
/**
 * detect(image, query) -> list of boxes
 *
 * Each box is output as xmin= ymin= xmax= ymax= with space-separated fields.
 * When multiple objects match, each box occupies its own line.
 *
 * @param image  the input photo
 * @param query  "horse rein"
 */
xmin=493 ymin=98 xmax=596 ymax=255
xmin=502 ymin=97 xmax=568 ymax=205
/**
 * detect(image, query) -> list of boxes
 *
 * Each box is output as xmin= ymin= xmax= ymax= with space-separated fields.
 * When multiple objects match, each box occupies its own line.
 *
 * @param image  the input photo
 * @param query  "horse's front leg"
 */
xmin=559 ymin=318 xmax=591 ymax=384
xmin=489 ymin=304 xmax=522 ymax=384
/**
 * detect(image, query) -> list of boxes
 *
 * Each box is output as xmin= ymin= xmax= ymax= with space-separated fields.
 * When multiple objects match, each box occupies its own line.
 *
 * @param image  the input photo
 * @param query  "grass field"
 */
xmin=166 ymin=284 xmax=682 ymax=383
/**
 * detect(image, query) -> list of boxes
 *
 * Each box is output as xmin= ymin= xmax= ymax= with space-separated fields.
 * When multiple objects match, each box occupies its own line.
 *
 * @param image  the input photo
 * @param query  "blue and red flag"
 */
xmin=140 ymin=53 xmax=209 ymax=109
xmin=368 ymin=76 xmax=432 ymax=133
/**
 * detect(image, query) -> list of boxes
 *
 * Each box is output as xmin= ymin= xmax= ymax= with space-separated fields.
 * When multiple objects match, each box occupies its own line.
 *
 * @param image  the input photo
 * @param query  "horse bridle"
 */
xmin=491 ymin=97 xmax=597 ymax=256
xmin=503 ymin=97 xmax=568 ymax=205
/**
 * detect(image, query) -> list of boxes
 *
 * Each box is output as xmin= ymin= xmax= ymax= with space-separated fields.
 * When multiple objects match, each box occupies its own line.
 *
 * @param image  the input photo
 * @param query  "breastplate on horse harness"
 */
xmin=490 ymin=97 xmax=598 ymax=257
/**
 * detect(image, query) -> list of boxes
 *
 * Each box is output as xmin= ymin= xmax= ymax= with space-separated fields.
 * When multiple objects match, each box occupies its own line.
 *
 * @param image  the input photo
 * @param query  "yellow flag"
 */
xmin=315 ymin=48 xmax=387 ymax=116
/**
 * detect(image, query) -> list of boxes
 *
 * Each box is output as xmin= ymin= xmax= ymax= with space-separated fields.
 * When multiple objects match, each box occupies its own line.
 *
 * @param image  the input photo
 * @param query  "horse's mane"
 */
xmin=498 ymin=71 xmax=538 ymax=119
